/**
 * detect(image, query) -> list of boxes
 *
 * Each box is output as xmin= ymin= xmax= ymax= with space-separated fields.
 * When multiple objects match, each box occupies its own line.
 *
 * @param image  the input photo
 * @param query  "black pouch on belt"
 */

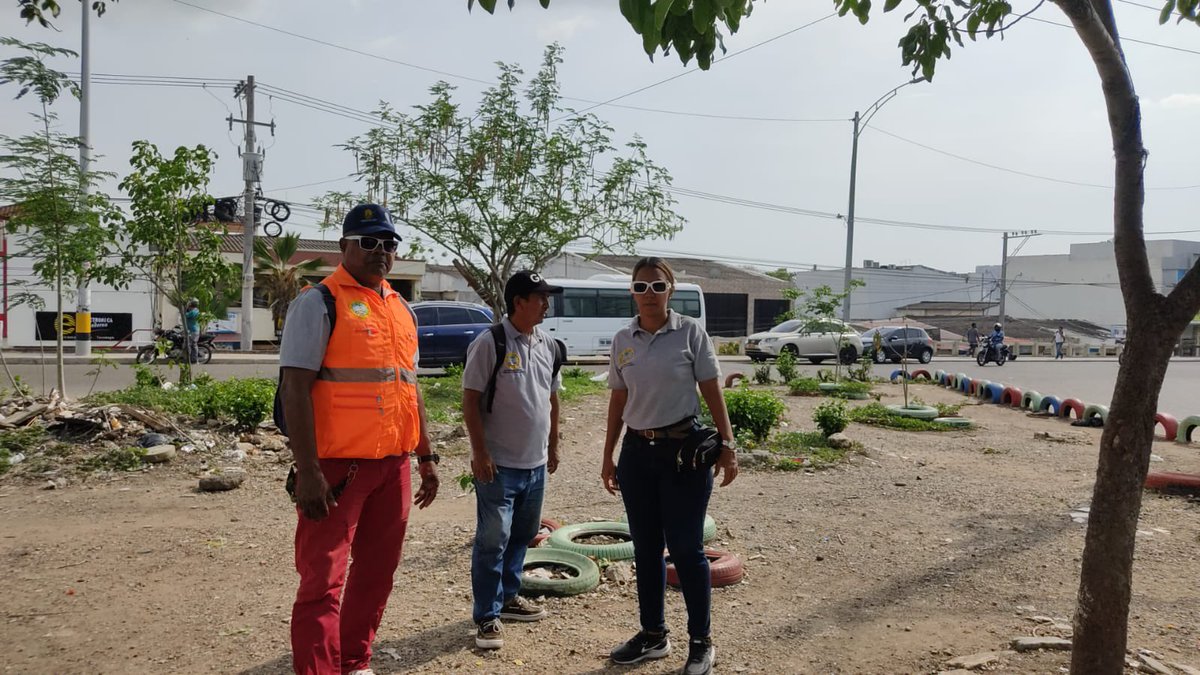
xmin=676 ymin=424 xmax=723 ymax=472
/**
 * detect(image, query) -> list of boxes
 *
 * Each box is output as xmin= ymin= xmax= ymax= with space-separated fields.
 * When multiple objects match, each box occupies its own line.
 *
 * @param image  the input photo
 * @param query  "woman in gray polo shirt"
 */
xmin=600 ymin=257 xmax=738 ymax=675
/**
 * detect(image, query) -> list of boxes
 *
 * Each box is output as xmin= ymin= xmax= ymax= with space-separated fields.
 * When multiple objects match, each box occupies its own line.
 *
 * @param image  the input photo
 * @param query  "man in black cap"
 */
xmin=280 ymin=203 xmax=440 ymax=675
xmin=461 ymin=270 xmax=565 ymax=649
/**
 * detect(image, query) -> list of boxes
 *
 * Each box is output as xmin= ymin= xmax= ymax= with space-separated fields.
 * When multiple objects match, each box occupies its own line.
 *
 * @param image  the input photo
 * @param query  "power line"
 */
xmin=868 ymin=125 xmax=1200 ymax=191
xmin=1028 ymin=15 xmax=1200 ymax=56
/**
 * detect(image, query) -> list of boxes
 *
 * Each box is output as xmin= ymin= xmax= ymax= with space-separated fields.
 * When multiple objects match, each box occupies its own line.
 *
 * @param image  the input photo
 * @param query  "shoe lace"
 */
xmin=481 ymin=619 xmax=501 ymax=633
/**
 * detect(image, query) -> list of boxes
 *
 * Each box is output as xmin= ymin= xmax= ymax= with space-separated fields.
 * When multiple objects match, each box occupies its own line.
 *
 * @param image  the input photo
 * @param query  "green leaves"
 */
xmin=1162 ymin=0 xmax=1200 ymax=24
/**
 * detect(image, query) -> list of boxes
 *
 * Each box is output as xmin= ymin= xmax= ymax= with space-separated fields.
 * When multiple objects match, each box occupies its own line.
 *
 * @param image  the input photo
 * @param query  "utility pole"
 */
xmin=75 ymin=8 xmax=92 ymax=356
xmin=841 ymin=111 xmax=860 ymax=322
xmin=229 ymin=76 xmax=272 ymax=352
xmin=998 ymin=230 xmax=1040 ymax=322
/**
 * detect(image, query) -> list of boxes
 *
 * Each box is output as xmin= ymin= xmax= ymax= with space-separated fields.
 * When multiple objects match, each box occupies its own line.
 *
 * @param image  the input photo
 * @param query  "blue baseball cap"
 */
xmin=343 ymin=203 xmax=400 ymax=240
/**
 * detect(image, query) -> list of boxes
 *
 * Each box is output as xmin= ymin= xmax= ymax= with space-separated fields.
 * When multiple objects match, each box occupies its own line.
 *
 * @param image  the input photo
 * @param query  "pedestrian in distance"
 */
xmin=966 ymin=321 xmax=980 ymax=358
xmin=279 ymin=203 xmax=440 ymax=675
xmin=184 ymin=298 xmax=201 ymax=363
xmin=600 ymin=256 xmax=739 ymax=675
xmin=1054 ymin=326 xmax=1066 ymax=359
xmin=461 ymin=271 xmax=565 ymax=649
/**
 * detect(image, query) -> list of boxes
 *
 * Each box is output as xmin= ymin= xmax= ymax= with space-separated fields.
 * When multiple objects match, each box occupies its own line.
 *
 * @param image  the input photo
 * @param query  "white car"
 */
xmin=745 ymin=319 xmax=805 ymax=362
xmin=757 ymin=318 xmax=862 ymax=365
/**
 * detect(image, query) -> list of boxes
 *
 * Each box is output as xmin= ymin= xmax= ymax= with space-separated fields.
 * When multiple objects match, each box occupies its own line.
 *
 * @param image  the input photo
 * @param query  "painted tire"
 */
xmin=1175 ymin=415 xmax=1200 ymax=443
xmin=724 ymin=373 xmax=744 ymax=389
xmin=889 ymin=370 xmax=909 ymax=383
xmin=818 ymin=382 xmax=843 ymax=393
xmin=519 ymin=548 xmax=601 ymax=597
xmin=666 ymin=549 xmax=744 ymax=588
xmin=1020 ymin=390 xmax=1043 ymax=411
xmin=1039 ymin=395 xmax=1062 ymax=415
xmin=974 ymin=380 xmax=993 ymax=398
xmin=1059 ymin=398 xmax=1085 ymax=420
xmin=934 ymin=370 xmax=947 ymax=383
xmin=1000 ymin=386 xmax=1023 ymax=408
xmin=1144 ymin=472 xmax=1200 ymax=492
xmin=546 ymin=522 xmax=635 ymax=561
xmin=1083 ymin=404 xmax=1109 ymax=426
xmin=933 ymin=417 xmax=972 ymax=428
xmin=1155 ymin=412 xmax=1178 ymax=440
xmin=885 ymin=404 xmax=939 ymax=420
xmin=911 ymin=370 xmax=932 ymax=381
xmin=620 ymin=514 xmax=717 ymax=544
xmin=958 ymin=376 xmax=972 ymax=394
xmin=530 ymin=517 xmax=563 ymax=548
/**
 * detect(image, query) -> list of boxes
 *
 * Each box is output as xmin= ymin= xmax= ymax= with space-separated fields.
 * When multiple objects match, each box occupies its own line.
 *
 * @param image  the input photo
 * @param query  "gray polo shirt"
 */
xmin=608 ymin=310 xmax=721 ymax=431
xmin=462 ymin=318 xmax=562 ymax=470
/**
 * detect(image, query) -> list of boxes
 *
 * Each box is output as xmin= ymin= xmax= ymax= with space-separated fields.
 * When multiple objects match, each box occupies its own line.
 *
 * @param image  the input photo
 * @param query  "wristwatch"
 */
xmin=417 ymin=453 xmax=440 ymax=465
xmin=721 ymin=439 xmax=737 ymax=452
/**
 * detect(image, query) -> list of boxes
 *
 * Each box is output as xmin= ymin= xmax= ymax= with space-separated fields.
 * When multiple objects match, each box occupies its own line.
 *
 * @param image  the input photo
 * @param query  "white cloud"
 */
xmin=536 ymin=16 xmax=591 ymax=42
xmin=1159 ymin=93 xmax=1200 ymax=109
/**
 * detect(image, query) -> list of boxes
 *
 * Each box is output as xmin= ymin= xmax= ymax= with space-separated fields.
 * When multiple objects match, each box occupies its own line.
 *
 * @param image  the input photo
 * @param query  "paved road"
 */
xmin=716 ymin=356 xmax=1200 ymax=418
xmin=8 ymin=354 xmax=1196 ymax=418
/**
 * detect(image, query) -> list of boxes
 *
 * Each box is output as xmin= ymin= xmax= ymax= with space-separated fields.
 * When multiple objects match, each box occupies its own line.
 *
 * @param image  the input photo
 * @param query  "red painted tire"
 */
xmin=1144 ymin=472 xmax=1200 ymax=492
xmin=1155 ymin=413 xmax=1179 ymax=441
xmin=1000 ymin=386 xmax=1023 ymax=408
xmin=724 ymin=373 xmax=745 ymax=389
xmin=530 ymin=517 xmax=563 ymax=548
xmin=665 ymin=549 xmax=744 ymax=588
xmin=1058 ymin=398 xmax=1085 ymax=420
xmin=967 ymin=379 xmax=980 ymax=396
xmin=911 ymin=370 xmax=931 ymax=381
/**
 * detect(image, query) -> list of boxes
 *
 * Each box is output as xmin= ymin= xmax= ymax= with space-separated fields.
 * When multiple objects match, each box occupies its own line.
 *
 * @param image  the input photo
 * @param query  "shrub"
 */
xmin=847 ymin=352 xmax=874 ymax=382
xmin=813 ymin=400 xmax=849 ymax=437
xmin=198 ymin=378 xmax=276 ymax=429
xmin=775 ymin=349 xmax=797 ymax=383
xmin=717 ymin=341 xmax=741 ymax=356
xmin=752 ymin=363 xmax=772 ymax=385
xmin=724 ymin=387 xmax=785 ymax=442
xmin=935 ymin=401 xmax=964 ymax=417
xmin=444 ymin=363 xmax=465 ymax=378
xmin=787 ymin=377 xmax=821 ymax=396
xmin=132 ymin=363 xmax=163 ymax=389
xmin=847 ymin=402 xmax=949 ymax=431
xmin=81 ymin=446 xmax=146 ymax=472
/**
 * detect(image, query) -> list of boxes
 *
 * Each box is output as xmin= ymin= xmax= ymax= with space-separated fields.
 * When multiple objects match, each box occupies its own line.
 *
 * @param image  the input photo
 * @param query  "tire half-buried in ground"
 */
xmin=519 ymin=548 xmax=601 ymax=597
xmin=665 ymin=549 xmax=745 ymax=588
xmin=545 ymin=522 xmax=635 ymax=560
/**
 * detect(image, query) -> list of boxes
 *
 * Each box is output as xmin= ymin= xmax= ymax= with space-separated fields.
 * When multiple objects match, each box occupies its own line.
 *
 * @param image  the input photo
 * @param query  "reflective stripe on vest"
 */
xmin=310 ymin=266 xmax=421 ymax=459
xmin=317 ymin=366 xmax=418 ymax=384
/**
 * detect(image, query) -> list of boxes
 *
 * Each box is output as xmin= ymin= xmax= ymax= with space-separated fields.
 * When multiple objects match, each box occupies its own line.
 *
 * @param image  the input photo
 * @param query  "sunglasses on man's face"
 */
xmin=631 ymin=280 xmax=672 ymax=295
xmin=344 ymin=235 xmax=399 ymax=253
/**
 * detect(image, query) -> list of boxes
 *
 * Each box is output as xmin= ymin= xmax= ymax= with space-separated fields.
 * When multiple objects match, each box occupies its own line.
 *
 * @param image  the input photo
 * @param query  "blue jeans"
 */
xmin=471 ymin=465 xmax=546 ymax=624
xmin=1055 ymin=343 xmax=1064 ymax=359
xmin=617 ymin=432 xmax=713 ymax=638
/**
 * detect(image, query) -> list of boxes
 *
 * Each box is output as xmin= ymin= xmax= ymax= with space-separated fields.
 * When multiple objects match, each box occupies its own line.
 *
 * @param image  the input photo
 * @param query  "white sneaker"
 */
xmin=348 ymin=670 xmax=376 ymax=675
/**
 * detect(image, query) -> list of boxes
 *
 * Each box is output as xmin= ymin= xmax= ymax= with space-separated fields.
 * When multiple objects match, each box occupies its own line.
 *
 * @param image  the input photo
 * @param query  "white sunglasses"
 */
xmin=631 ymin=280 xmax=672 ymax=294
xmin=343 ymin=235 xmax=399 ymax=253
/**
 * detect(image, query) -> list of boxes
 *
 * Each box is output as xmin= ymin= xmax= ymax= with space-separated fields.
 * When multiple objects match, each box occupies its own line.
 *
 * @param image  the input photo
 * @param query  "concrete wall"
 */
xmin=792 ymin=266 xmax=979 ymax=321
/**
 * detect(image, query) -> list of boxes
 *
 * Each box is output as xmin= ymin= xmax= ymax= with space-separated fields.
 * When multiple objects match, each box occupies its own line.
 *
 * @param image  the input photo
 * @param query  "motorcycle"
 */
xmin=976 ymin=342 xmax=1009 ymax=367
xmin=136 ymin=327 xmax=214 ymax=365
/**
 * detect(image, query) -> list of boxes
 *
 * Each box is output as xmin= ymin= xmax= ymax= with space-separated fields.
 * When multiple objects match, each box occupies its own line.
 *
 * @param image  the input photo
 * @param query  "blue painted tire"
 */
xmin=1039 ymin=395 xmax=1062 ymax=415
xmin=958 ymin=375 xmax=972 ymax=393
xmin=889 ymin=370 xmax=909 ymax=383
xmin=972 ymin=379 xmax=992 ymax=398
xmin=984 ymin=383 xmax=1005 ymax=403
xmin=934 ymin=369 xmax=946 ymax=383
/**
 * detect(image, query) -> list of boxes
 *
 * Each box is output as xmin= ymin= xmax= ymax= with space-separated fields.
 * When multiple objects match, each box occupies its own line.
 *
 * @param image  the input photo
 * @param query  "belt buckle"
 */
xmin=645 ymin=429 xmax=657 ymax=440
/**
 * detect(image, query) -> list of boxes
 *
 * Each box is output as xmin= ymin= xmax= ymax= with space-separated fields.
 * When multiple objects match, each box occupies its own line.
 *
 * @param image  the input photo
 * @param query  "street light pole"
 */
xmin=841 ymin=78 xmax=924 ymax=322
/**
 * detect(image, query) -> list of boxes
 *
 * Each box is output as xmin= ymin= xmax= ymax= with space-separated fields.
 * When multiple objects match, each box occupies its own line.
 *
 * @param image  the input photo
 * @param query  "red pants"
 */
xmin=291 ymin=455 xmax=411 ymax=675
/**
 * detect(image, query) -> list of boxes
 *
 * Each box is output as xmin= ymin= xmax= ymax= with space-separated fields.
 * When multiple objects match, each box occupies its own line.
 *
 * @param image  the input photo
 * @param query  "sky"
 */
xmin=1 ymin=0 xmax=1197 ymax=276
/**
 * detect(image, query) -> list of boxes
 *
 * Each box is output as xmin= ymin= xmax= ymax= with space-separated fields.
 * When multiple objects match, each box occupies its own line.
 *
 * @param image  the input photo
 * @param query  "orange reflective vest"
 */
xmin=310 ymin=265 xmax=421 ymax=459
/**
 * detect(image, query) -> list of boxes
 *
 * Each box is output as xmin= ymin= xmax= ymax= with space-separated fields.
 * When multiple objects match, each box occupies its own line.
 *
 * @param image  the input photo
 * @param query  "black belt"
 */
xmin=629 ymin=418 xmax=696 ymax=441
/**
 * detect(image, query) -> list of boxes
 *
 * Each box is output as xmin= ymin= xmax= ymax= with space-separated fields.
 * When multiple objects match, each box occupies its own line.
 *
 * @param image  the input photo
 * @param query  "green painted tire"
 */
xmin=1021 ymin=390 xmax=1043 ymax=411
xmin=1083 ymin=404 xmax=1109 ymax=426
xmin=933 ymin=417 xmax=972 ymax=427
xmin=973 ymin=380 xmax=992 ymax=399
xmin=885 ymin=404 xmax=940 ymax=420
xmin=818 ymin=382 xmax=843 ymax=393
xmin=1176 ymin=415 xmax=1200 ymax=443
xmin=841 ymin=391 xmax=870 ymax=400
xmin=546 ymin=522 xmax=635 ymax=561
xmin=519 ymin=547 xmax=600 ymax=597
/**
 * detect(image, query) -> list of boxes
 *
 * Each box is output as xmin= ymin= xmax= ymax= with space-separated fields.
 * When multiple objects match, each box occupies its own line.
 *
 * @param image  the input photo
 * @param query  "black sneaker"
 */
xmin=610 ymin=628 xmax=671 ymax=665
xmin=682 ymin=636 xmax=715 ymax=675
xmin=475 ymin=618 xmax=503 ymax=649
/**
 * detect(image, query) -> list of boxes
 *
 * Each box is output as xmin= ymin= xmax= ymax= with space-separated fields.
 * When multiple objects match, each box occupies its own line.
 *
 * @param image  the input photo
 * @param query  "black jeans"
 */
xmin=617 ymin=431 xmax=713 ymax=638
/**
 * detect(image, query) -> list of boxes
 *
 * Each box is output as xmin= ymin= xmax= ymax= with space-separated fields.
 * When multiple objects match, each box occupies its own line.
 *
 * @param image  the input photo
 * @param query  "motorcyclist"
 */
xmin=988 ymin=323 xmax=1006 ymax=360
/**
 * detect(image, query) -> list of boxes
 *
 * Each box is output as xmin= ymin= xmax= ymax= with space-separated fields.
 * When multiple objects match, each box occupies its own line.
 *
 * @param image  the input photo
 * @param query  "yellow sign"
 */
xmin=504 ymin=351 xmax=522 ymax=371
xmin=58 ymin=313 xmax=77 ymax=336
xmin=349 ymin=301 xmax=370 ymax=318
xmin=617 ymin=347 xmax=635 ymax=368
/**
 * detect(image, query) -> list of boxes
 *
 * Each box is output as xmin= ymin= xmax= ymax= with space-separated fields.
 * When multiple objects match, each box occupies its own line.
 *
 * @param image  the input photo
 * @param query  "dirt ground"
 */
xmin=1 ymin=381 xmax=1198 ymax=674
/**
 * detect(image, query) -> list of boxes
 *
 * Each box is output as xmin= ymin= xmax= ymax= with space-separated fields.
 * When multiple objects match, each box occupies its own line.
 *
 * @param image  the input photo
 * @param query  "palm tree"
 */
xmin=254 ymin=233 xmax=324 ymax=335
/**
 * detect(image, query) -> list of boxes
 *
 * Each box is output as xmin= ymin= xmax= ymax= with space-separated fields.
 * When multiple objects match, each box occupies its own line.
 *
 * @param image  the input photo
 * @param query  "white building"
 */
xmin=792 ymin=262 xmax=982 ymax=321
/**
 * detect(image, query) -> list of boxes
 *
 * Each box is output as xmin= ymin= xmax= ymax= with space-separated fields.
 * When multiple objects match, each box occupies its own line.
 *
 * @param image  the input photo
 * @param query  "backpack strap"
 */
xmin=484 ymin=323 xmax=507 ymax=414
xmin=551 ymin=338 xmax=567 ymax=381
xmin=273 ymin=283 xmax=339 ymax=437
xmin=315 ymin=283 xmax=337 ymax=334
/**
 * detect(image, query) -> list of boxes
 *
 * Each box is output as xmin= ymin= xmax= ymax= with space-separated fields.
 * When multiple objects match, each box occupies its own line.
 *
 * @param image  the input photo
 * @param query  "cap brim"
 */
xmin=536 ymin=281 xmax=564 ymax=294
xmin=344 ymin=225 xmax=401 ymax=240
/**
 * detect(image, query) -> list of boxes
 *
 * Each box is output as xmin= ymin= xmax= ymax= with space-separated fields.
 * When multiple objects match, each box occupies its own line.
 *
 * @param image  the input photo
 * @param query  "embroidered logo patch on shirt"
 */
xmin=617 ymin=347 xmax=635 ymax=368
xmin=504 ymin=351 xmax=522 ymax=371
xmin=349 ymin=301 xmax=370 ymax=318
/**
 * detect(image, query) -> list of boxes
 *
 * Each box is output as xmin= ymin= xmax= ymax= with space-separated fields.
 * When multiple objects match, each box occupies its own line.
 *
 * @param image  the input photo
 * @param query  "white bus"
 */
xmin=543 ymin=276 xmax=706 ymax=357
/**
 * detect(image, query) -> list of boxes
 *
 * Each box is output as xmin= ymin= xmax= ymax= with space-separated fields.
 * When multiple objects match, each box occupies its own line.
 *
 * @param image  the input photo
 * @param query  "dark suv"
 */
xmin=860 ymin=326 xmax=935 ymax=364
xmin=411 ymin=301 xmax=494 ymax=368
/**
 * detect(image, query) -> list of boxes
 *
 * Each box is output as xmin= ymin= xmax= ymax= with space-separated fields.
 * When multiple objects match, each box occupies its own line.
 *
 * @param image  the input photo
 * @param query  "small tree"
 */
xmin=0 ymin=37 xmax=127 ymax=398
xmin=328 ymin=44 xmax=684 ymax=317
xmin=118 ymin=142 xmax=234 ymax=384
xmin=254 ymin=232 xmax=323 ymax=335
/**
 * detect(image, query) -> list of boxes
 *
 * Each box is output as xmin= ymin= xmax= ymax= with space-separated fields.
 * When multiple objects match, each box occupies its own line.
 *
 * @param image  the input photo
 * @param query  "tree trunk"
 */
xmin=55 ymin=267 xmax=67 ymax=399
xmin=1057 ymin=1 xmax=1200 ymax=671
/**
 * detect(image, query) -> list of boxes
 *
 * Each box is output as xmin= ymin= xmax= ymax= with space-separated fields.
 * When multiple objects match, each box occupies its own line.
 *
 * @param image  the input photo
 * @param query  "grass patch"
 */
xmin=558 ymin=368 xmax=606 ymax=403
xmin=847 ymin=402 xmax=954 ymax=432
xmin=80 ymin=446 xmax=146 ymax=472
xmin=787 ymin=377 xmax=822 ymax=396
xmin=420 ymin=372 xmax=463 ymax=425
xmin=768 ymin=431 xmax=848 ymax=468
xmin=87 ymin=385 xmax=206 ymax=416
xmin=935 ymin=401 xmax=965 ymax=417
xmin=0 ymin=426 xmax=49 ymax=475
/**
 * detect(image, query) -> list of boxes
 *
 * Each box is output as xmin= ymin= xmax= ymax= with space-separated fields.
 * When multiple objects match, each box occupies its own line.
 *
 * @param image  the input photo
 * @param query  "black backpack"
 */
xmin=273 ymin=285 xmax=337 ymax=436
xmin=484 ymin=323 xmax=567 ymax=414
